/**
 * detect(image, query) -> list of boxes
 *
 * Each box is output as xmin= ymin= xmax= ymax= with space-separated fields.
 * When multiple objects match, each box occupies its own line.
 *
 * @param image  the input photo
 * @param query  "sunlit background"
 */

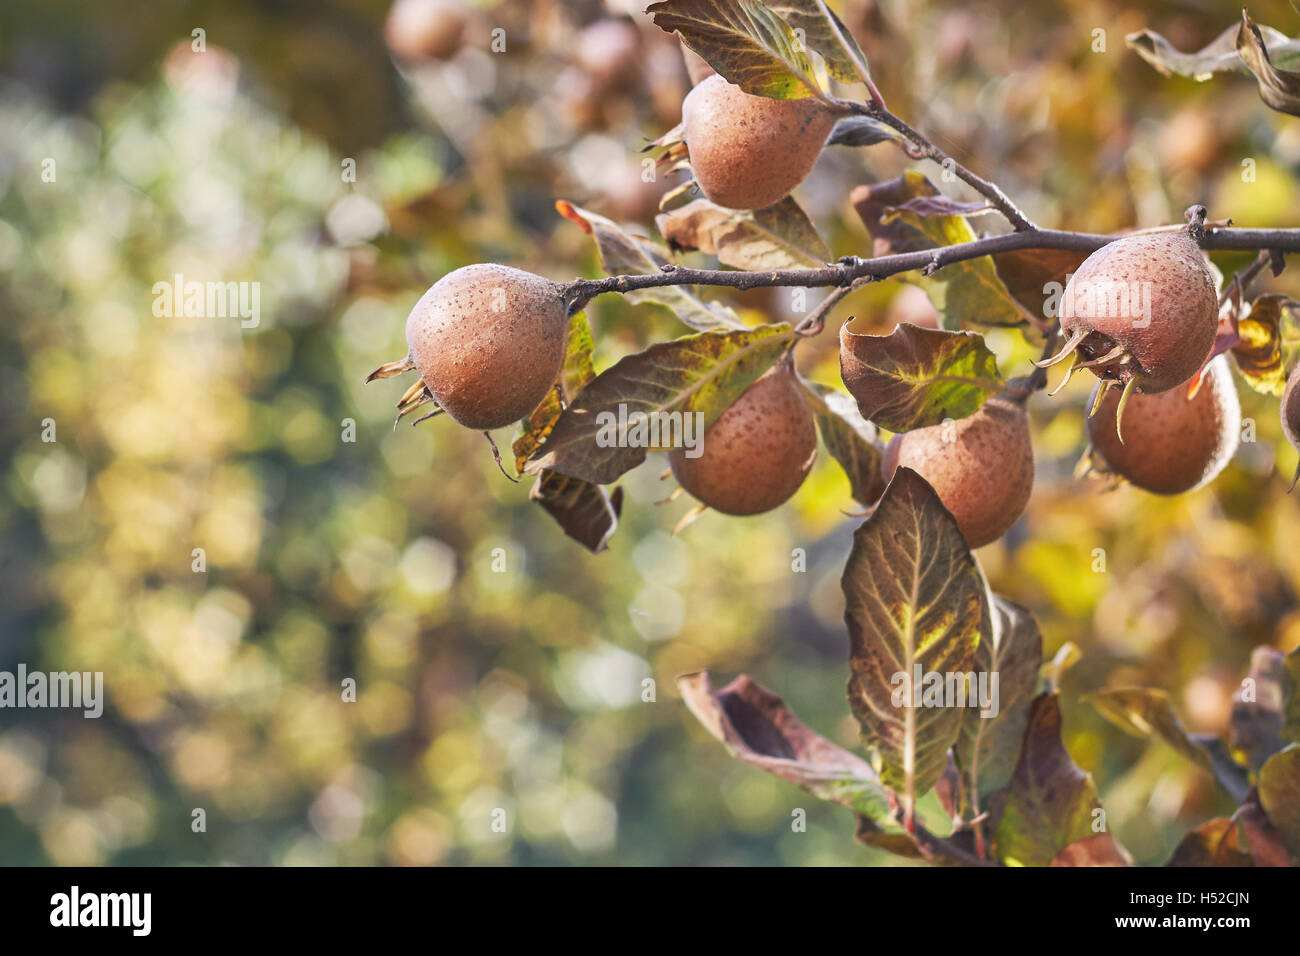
xmin=3 ymin=0 xmax=1300 ymax=865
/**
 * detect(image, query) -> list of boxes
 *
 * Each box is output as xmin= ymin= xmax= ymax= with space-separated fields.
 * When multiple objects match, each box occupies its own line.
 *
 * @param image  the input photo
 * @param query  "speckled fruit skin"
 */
xmin=668 ymin=365 xmax=817 ymax=516
xmin=384 ymin=0 xmax=467 ymax=62
xmin=880 ymin=395 xmax=1034 ymax=548
xmin=1283 ymin=369 xmax=1300 ymax=454
xmin=1088 ymin=355 xmax=1239 ymax=495
xmin=405 ymin=264 xmax=567 ymax=431
xmin=682 ymin=74 xmax=836 ymax=211
xmin=1061 ymin=231 xmax=1218 ymax=394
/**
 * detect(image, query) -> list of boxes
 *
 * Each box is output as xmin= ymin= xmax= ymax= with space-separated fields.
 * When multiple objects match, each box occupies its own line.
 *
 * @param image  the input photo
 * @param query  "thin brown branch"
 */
xmin=844 ymin=100 xmax=1038 ymax=232
xmin=563 ymin=227 xmax=1300 ymax=306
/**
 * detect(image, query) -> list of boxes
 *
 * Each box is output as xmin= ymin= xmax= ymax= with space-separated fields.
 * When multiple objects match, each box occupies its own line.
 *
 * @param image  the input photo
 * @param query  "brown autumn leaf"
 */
xmin=839 ymin=320 xmax=1003 ymax=432
xmin=954 ymin=597 xmax=1043 ymax=805
xmin=994 ymin=693 xmax=1110 ymax=867
xmin=1232 ymin=293 xmax=1289 ymax=396
xmin=1050 ymin=833 xmax=1132 ymax=867
xmin=646 ymin=0 xmax=821 ymax=99
xmin=797 ymin=378 xmax=886 ymax=507
xmin=524 ymin=323 xmax=796 ymax=484
xmin=1238 ymin=11 xmax=1300 ymax=117
xmin=656 ymin=196 xmax=831 ymax=270
xmin=1166 ymin=817 xmax=1257 ymax=867
xmin=1258 ymin=744 xmax=1300 ymax=859
xmin=678 ymin=671 xmax=892 ymax=821
xmin=843 ymin=466 xmax=988 ymax=820
xmin=530 ymin=473 xmax=623 ymax=553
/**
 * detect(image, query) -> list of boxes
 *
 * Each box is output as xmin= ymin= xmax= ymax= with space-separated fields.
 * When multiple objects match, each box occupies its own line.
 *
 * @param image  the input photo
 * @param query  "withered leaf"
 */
xmin=678 ymin=671 xmax=892 ymax=822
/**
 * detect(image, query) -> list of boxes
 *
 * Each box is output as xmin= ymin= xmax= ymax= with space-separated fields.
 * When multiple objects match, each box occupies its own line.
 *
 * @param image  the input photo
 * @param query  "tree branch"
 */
xmin=843 ymin=100 xmax=1038 ymax=232
xmin=563 ymin=226 xmax=1299 ymax=306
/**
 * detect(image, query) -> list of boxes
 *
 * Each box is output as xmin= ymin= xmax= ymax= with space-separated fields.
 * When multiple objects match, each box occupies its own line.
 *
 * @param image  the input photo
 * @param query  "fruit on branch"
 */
xmin=681 ymin=74 xmax=836 ymax=210
xmin=400 ymin=264 xmax=568 ymax=430
xmin=1282 ymin=367 xmax=1300 ymax=488
xmin=668 ymin=363 xmax=817 ymax=515
xmin=880 ymin=392 xmax=1034 ymax=548
xmin=384 ymin=0 xmax=468 ymax=62
xmin=1087 ymin=354 xmax=1240 ymax=495
xmin=1042 ymin=224 xmax=1218 ymax=420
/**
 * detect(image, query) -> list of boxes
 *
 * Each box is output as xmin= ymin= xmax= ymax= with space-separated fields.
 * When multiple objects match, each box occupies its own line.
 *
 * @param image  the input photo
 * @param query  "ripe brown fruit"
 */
xmin=880 ymin=393 xmax=1034 ymax=548
xmin=403 ymin=264 xmax=568 ymax=430
xmin=1087 ymin=354 xmax=1240 ymax=495
xmin=682 ymin=74 xmax=836 ymax=211
xmin=384 ymin=0 xmax=468 ymax=62
xmin=668 ymin=363 xmax=817 ymax=515
xmin=1046 ymin=225 xmax=1218 ymax=400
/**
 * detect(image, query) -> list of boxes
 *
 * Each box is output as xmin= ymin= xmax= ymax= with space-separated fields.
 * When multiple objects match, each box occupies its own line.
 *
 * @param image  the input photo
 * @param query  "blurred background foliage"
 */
xmin=2 ymin=0 xmax=1300 ymax=866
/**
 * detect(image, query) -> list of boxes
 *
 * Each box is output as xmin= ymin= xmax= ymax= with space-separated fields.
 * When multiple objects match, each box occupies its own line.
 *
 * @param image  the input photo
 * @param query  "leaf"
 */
xmin=530 ymin=473 xmax=623 ymax=553
xmin=1258 ymin=744 xmax=1300 ymax=858
xmin=852 ymin=172 xmax=1029 ymax=328
xmin=994 ymin=693 xmax=1107 ymax=867
xmin=555 ymin=200 xmax=744 ymax=332
xmin=656 ymin=197 xmax=831 ymax=271
xmin=839 ymin=321 xmax=1003 ymax=432
xmin=678 ymin=671 xmax=892 ymax=822
xmin=525 ymin=324 xmax=796 ymax=483
xmin=1230 ymin=646 xmax=1287 ymax=771
xmin=1232 ymin=294 xmax=1288 ymax=396
xmin=1126 ymin=21 xmax=1300 ymax=78
xmin=1084 ymin=687 xmax=1217 ymax=772
xmin=511 ymin=313 xmax=623 ymax=552
xmin=1050 ymin=833 xmax=1132 ymax=867
xmin=1285 ymin=646 xmax=1300 ymax=745
xmin=512 ymin=312 xmax=596 ymax=470
xmin=646 ymin=0 xmax=821 ymax=99
xmin=1238 ymin=12 xmax=1300 ymax=117
xmin=828 ymin=114 xmax=903 ymax=148
xmin=853 ymin=814 xmax=925 ymax=858
xmin=1188 ymin=734 xmax=1253 ymax=804
xmin=1166 ymin=817 xmax=1257 ymax=866
xmin=992 ymin=247 xmax=1090 ymax=322
xmin=764 ymin=0 xmax=874 ymax=87
xmin=797 ymin=378 xmax=886 ymax=507
xmin=954 ymin=597 xmax=1043 ymax=804
xmin=842 ymin=467 xmax=989 ymax=820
